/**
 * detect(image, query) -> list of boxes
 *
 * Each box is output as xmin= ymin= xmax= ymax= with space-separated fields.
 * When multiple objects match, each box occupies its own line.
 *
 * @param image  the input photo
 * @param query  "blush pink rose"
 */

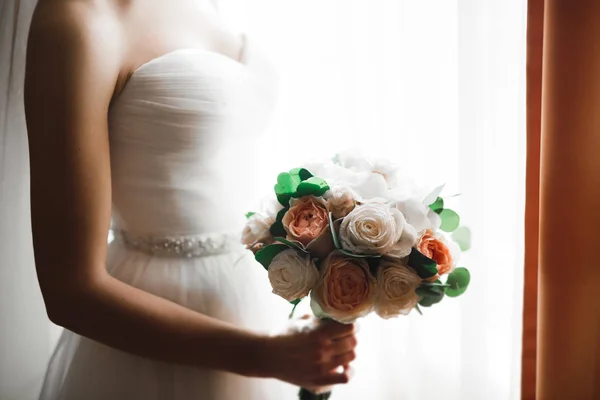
xmin=310 ymin=251 xmax=376 ymax=323
xmin=282 ymin=196 xmax=329 ymax=246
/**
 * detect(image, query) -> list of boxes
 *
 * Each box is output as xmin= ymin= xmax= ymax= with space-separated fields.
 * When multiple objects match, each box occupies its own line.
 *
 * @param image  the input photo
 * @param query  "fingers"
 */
xmin=330 ymin=335 xmax=357 ymax=355
xmin=317 ymin=320 xmax=355 ymax=339
xmin=314 ymin=370 xmax=350 ymax=386
xmin=325 ymin=350 xmax=356 ymax=371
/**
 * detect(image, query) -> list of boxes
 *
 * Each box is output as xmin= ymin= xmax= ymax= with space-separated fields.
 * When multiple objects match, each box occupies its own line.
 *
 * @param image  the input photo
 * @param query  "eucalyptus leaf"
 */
xmin=289 ymin=168 xmax=314 ymax=182
xmin=451 ymin=226 xmax=472 ymax=251
xmin=416 ymin=285 xmax=445 ymax=307
xmin=418 ymin=292 xmax=445 ymax=307
xmin=295 ymin=177 xmax=330 ymax=198
xmin=254 ymin=244 xmax=289 ymax=270
xmin=423 ymin=184 xmax=445 ymax=206
xmin=439 ymin=209 xmax=460 ymax=232
xmin=429 ymin=197 xmax=444 ymax=214
xmin=274 ymin=172 xmax=300 ymax=206
xmin=444 ymin=267 xmax=470 ymax=297
xmin=407 ymin=248 xmax=438 ymax=279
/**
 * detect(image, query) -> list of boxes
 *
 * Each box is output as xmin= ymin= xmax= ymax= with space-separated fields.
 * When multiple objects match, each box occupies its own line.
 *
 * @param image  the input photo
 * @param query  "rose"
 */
xmin=339 ymin=202 xmax=417 ymax=258
xmin=418 ymin=230 xmax=458 ymax=279
xmin=310 ymin=251 xmax=376 ymax=323
xmin=282 ymin=196 xmax=329 ymax=246
xmin=375 ymin=260 xmax=421 ymax=318
xmin=324 ymin=186 xmax=357 ymax=219
xmin=268 ymin=249 xmax=319 ymax=302
xmin=241 ymin=213 xmax=275 ymax=247
xmin=395 ymin=198 xmax=433 ymax=234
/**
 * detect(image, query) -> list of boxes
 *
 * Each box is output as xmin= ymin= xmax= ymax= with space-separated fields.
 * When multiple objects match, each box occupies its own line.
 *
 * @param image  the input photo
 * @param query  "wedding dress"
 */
xmin=38 ymin=33 xmax=298 ymax=400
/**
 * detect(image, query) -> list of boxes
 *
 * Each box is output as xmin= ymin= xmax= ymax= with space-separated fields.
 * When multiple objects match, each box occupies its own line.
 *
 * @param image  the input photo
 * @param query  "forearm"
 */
xmin=47 ymin=271 xmax=269 ymax=377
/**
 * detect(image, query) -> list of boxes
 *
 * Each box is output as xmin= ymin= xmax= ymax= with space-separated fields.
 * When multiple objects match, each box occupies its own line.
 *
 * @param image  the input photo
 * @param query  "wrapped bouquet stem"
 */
xmin=242 ymin=153 xmax=472 ymax=398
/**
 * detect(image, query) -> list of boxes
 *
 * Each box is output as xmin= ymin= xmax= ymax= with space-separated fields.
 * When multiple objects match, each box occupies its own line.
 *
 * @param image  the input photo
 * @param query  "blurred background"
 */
xmin=1 ymin=1 xmax=526 ymax=399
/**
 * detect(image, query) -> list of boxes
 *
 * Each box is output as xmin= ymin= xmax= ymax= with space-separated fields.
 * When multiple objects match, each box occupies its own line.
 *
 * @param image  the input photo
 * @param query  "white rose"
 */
xmin=375 ymin=260 xmax=421 ymax=319
xmin=268 ymin=249 xmax=319 ymax=301
xmin=324 ymin=186 xmax=357 ymax=219
xmin=339 ymin=202 xmax=417 ymax=258
xmin=241 ymin=213 xmax=275 ymax=246
xmin=395 ymin=198 xmax=432 ymax=234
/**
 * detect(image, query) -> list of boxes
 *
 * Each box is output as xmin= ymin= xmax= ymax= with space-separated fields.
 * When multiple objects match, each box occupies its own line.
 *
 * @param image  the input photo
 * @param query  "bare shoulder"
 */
xmin=26 ymin=0 xmax=123 ymax=101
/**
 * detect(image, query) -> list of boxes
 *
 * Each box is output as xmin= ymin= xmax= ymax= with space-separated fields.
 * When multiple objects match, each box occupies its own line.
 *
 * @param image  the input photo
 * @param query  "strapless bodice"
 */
xmin=108 ymin=35 xmax=277 ymax=237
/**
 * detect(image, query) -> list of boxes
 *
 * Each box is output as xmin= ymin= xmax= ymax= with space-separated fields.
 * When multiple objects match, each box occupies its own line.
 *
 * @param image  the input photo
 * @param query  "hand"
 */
xmin=262 ymin=317 xmax=357 ymax=389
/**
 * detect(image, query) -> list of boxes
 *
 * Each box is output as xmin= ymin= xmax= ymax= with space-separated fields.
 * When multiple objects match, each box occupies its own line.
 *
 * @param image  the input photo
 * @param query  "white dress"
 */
xmin=38 ymin=34 xmax=298 ymax=400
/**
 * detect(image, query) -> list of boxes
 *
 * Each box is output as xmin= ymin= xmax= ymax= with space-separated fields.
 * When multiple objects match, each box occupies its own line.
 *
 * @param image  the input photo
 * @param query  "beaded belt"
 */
xmin=111 ymin=229 xmax=243 ymax=258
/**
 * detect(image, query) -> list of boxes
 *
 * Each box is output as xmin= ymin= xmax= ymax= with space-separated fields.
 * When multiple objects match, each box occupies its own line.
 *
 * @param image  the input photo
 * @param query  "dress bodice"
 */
xmin=108 ymin=34 xmax=277 ymax=237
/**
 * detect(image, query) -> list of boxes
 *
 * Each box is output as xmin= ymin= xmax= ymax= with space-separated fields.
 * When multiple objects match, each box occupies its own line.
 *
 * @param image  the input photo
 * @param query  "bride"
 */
xmin=24 ymin=0 xmax=357 ymax=398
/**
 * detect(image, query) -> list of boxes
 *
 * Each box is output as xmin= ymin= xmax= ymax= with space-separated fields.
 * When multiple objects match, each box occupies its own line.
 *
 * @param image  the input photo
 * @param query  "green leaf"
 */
xmin=295 ymin=177 xmax=330 ymax=198
xmin=269 ymin=208 xmax=288 ymax=237
xmin=338 ymin=248 xmax=380 ymax=259
xmin=420 ymin=281 xmax=451 ymax=290
xmin=416 ymin=285 xmax=445 ymax=307
xmin=289 ymin=168 xmax=314 ymax=182
xmin=288 ymin=298 xmax=303 ymax=319
xmin=439 ymin=209 xmax=460 ymax=232
xmin=414 ymin=303 xmax=423 ymax=315
xmin=444 ymin=267 xmax=471 ymax=297
xmin=245 ymin=212 xmax=256 ymax=219
xmin=329 ymin=213 xmax=341 ymax=249
xmin=451 ymin=226 xmax=472 ymax=251
xmin=273 ymin=237 xmax=308 ymax=253
xmin=367 ymin=257 xmax=381 ymax=278
xmin=254 ymin=244 xmax=289 ymax=270
xmin=407 ymin=248 xmax=438 ymax=279
xmin=429 ymin=197 xmax=444 ymax=214
xmin=274 ymin=172 xmax=301 ymax=206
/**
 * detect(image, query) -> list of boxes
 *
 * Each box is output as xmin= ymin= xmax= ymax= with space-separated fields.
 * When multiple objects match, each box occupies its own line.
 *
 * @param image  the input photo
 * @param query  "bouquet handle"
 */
xmin=299 ymin=388 xmax=332 ymax=400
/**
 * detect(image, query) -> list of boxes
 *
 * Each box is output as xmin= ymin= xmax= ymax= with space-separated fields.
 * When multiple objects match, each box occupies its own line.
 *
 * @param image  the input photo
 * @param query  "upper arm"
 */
xmin=24 ymin=3 xmax=122 ymax=303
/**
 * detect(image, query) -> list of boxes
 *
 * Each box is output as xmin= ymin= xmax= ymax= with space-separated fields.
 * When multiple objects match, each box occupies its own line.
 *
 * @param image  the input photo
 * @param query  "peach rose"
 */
xmin=310 ymin=251 xmax=376 ymax=323
xmin=282 ymin=196 xmax=329 ymax=246
xmin=418 ymin=230 xmax=454 ymax=279
xmin=375 ymin=260 xmax=421 ymax=319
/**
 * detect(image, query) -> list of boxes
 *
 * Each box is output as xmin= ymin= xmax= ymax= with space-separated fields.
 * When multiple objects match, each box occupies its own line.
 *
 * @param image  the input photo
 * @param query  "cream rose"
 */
xmin=324 ymin=186 xmax=357 ymax=219
xmin=310 ymin=251 xmax=376 ymax=323
xmin=241 ymin=213 xmax=275 ymax=247
xmin=375 ymin=260 xmax=421 ymax=318
xmin=282 ymin=196 xmax=329 ymax=246
xmin=339 ymin=202 xmax=417 ymax=258
xmin=268 ymin=249 xmax=319 ymax=301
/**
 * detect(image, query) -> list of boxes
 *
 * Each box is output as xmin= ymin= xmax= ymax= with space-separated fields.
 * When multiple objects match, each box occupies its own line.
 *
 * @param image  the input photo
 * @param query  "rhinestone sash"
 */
xmin=111 ymin=229 xmax=243 ymax=258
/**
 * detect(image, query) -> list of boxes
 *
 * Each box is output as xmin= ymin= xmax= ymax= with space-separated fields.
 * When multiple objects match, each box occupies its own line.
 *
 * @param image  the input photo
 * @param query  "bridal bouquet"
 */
xmin=242 ymin=153 xmax=471 ymax=399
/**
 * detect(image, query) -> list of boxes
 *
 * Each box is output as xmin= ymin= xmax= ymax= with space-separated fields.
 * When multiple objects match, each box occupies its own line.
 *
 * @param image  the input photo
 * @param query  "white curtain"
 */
xmin=1 ymin=0 xmax=526 ymax=399
xmin=220 ymin=0 xmax=527 ymax=399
